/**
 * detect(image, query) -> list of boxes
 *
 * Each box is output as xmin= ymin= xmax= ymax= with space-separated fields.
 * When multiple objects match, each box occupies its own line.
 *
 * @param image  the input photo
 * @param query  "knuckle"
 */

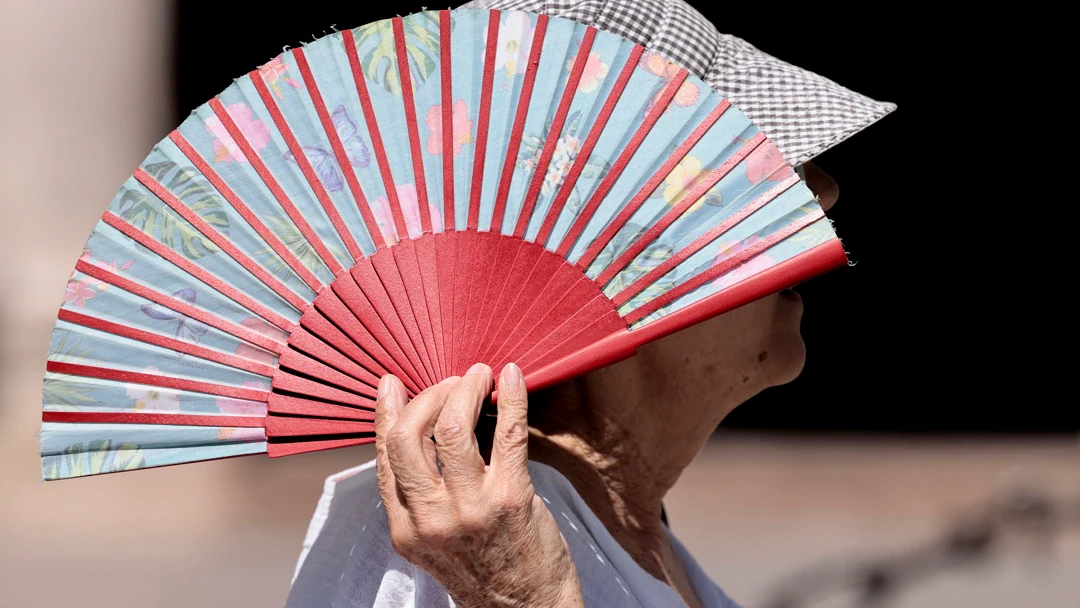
xmin=388 ymin=528 xmax=415 ymax=557
xmin=385 ymin=426 xmax=411 ymax=453
xmin=434 ymin=419 xmax=470 ymax=447
xmin=497 ymin=418 xmax=529 ymax=449
xmin=412 ymin=515 xmax=454 ymax=546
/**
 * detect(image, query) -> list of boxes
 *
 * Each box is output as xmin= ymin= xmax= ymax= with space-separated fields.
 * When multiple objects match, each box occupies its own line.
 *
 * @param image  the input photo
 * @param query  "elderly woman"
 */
xmin=287 ymin=1 xmax=893 ymax=606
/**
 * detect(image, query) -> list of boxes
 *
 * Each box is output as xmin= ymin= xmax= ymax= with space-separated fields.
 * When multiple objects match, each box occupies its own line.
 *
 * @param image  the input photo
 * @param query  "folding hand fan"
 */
xmin=41 ymin=8 xmax=847 ymax=479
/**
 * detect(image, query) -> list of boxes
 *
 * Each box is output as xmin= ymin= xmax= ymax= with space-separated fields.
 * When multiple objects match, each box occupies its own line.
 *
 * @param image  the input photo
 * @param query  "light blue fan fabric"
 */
xmin=42 ymin=8 xmax=836 ymax=479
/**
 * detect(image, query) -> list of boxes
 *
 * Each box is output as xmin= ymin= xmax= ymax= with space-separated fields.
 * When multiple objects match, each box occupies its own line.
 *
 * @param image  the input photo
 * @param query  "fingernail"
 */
xmin=378 ymin=375 xmax=392 ymax=399
xmin=465 ymin=363 xmax=489 ymax=376
xmin=502 ymin=362 xmax=521 ymax=389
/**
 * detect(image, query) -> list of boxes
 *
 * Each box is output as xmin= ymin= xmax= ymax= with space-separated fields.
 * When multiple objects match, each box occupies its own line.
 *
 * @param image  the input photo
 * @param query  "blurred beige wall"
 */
xmin=0 ymin=2 xmax=1077 ymax=608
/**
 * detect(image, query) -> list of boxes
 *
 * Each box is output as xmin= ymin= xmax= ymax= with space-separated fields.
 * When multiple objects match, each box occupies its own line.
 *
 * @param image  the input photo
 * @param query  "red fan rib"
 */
xmin=556 ymin=68 xmax=690 ymax=258
xmin=249 ymin=68 xmax=364 ymax=261
xmin=46 ymin=361 xmax=268 ymax=401
xmin=101 ymin=211 xmax=294 ymax=332
xmin=58 ymin=309 xmax=277 ymax=377
xmin=594 ymin=132 xmax=766 ymax=287
xmin=209 ymin=98 xmax=343 ymax=275
xmin=621 ymin=209 xmax=827 ymax=325
xmin=42 ymin=411 xmax=264 ymax=428
xmin=169 ymin=132 xmax=324 ymax=292
xmin=337 ymin=33 xmax=409 ymax=241
xmin=74 ymin=259 xmax=285 ymax=354
xmin=611 ymin=174 xmax=800 ymax=307
xmin=490 ymin=14 xmax=549 ymax=231
xmin=574 ymin=99 xmax=731 ymax=269
xmin=439 ymin=9 xmax=455 ymax=230
xmin=392 ymin=16 xmax=433 ymax=234
xmin=535 ymin=44 xmax=644 ymax=247
xmin=133 ymin=168 xmax=309 ymax=311
xmin=513 ymin=26 xmax=596 ymax=238
xmin=292 ymin=46 xmax=385 ymax=247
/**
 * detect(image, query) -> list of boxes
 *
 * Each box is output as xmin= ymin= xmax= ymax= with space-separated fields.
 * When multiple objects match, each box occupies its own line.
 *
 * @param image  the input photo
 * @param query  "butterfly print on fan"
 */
xmin=140 ymin=287 xmax=210 ymax=344
xmin=284 ymin=105 xmax=372 ymax=192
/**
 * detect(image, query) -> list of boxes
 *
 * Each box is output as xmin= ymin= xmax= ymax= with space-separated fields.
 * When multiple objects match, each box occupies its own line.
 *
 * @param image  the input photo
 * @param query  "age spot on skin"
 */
xmin=757 ymin=351 xmax=768 ymax=362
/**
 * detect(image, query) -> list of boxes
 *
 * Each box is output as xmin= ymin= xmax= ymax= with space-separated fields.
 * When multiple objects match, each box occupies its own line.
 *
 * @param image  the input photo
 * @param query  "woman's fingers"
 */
xmin=384 ymin=378 xmax=456 ymax=501
xmin=374 ymin=375 xmax=411 ymax=530
xmin=433 ymin=363 xmax=491 ymax=495
xmin=490 ymin=362 xmax=531 ymax=491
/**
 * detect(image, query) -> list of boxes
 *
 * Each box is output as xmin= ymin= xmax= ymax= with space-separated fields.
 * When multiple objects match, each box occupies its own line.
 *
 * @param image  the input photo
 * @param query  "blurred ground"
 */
xmin=1 ymin=1 xmax=1077 ymax=607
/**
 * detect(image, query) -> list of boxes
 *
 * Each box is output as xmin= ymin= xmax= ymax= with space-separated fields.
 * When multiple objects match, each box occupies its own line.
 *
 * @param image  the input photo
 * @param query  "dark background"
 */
xmin=174 ymin=2 xmax=1068 ymax=433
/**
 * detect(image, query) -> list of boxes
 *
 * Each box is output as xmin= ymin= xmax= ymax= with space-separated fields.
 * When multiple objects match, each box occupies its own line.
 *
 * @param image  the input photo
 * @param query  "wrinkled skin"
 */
xmin=375 ymin=163 xmax=839 ymax=607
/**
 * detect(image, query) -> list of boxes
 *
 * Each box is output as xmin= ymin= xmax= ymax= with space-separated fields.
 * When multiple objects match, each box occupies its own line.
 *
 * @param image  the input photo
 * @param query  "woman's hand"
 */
xmin=374 ymin=362 xmax=584 ymax=608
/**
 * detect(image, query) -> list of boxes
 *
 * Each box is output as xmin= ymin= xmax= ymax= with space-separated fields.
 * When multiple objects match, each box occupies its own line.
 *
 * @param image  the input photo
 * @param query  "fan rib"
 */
xmin=74 ymin=259 xmax=285 ymax=354
xmin=484 ymin=252 xmax=571 ymax=366
xmin=370 ymin=251 xmax=438 ymax=384
xmin=434 ymin=234 xmax=457 ymax=375
xmin=267 ymin=416 xmax=375 ymax=438
xmin=595 ymin=132 xmax=766 ymax=287
xmin=267 ymin=437 xmax=374 ymax=458
xmin=513 ymin=26 xmax=595 ymax=238
xmin=208 ymin=98 xmax=343 ymax=276
xmin=46 ymin=361 xmax=268 ymax=401
xmin=58 ymin=309 xmax=276 ymax=378
xmin=169 ymin=132 xmax=325 ymax=292
xmin=450 ymin=231 xmax=478 ymax=372
xmin=42 ymin=411 xmax=264 ymax=428
xmin=292 ymin=46 xmax=384 ymax=246
xmin=271 ymin=370 xmax=375 ymax=408
xmin=490 ymin=14 xmax=549 ymax=231
xmin=133 ymin=168 xmax=309 ymax=311
xmin=286 ymin=327 xmax=382 ymax=389
xmin=268 ymin=393 xmax=375 ymax=421
xmin=611 ymin=175 xmax=800 ymax=307
xmin=515 ymin=294 xmax=621 ymax=370
xmin=278 ymin=349 xmax=377 ymax=398
xmin=488 ymin=265 xmax=590 ymax=368
xmin=469 ymin=236 xmax=521 ymax=369
xmin=458 ymin=233 xmax=501 ymax=374
xmin=439 ymin=10 xmax=455 ymax=230
xmin=326 ymin=273 xmax=425 ymax=393
xmin=392 ymin=17 xmax=433 ymax=234
xmin=390 ymin=241 xmax=443 ymax=378
xmin=337 ymin=34 xmax=409 ymax=241
xmin=622 ymin=210 xmax=827 ymax=325
xmin=101 ymin=211 xmax=294 ymax=331
xmin=535 ymin=44 xmax=644 ymax=247
xmin=474 ymin=242 xmax=544 ymax=364
xmin=574 ymin=99 xmax=730 ymax=270
xmin=467 ymin=10 xmax=501 ymax=230
xmin=249 ymin=71 xmax=364 ymax=261
xmin=556 ymin=69 xmax=690 ymax=258
xmin=350 ymin=262 xmax=436 ymax=386
xmin=414 ymin=236 xmax=447 ymax=377
xmin=519 ymin=309 xmax=624 ymax=373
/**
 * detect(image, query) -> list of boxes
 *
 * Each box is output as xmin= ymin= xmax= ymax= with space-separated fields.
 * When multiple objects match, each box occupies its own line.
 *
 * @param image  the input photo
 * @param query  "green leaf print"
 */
xmin=43 ymin=440 xmax=147 ymax=480
xmin=353 ymin=13 xmax=441 ymax=97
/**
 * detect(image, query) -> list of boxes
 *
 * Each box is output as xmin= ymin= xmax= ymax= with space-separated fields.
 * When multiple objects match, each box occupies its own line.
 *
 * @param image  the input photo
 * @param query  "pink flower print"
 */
xmin=373 ymin=183 xmax=443 ymax=242
xmin=64 ymin=279 xmax=96 ymax=309
xmin=216 ymin=380 xmax=269 ymax=440
xmin=493 ymin=12 xmax=535 ymax=76
xmin=425 ymin=99 xmax=474 ymax=157
xmin=126 ymin=370 xmax=182 ymax=411
xmin=235 ymin=317 xmax=285 ymax=366
xmin=205 ymin=103 xmax=271 ymax=164
xmin=639 ymin=52 xmax=700 ymax=115
xmin=745 ymin=140 xmax=794 ymax=185
xmin=258 ymin=56 xmax=302 ymax=100
xmin=215 ymin=381 xmax=269 ymax=417
xmin=710 ymin=237 xmax=777 ymax=291
xmin=569 ymin=51 xmax=609 ymax=93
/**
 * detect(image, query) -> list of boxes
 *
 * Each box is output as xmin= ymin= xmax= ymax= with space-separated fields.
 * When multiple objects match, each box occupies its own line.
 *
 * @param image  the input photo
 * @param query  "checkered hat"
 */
xmin=460 ymin=0 xmax=895 ymax=166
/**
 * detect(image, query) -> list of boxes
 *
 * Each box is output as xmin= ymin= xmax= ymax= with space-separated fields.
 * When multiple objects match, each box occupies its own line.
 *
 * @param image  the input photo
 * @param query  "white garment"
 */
xmin=288 ymin=460 xmax=741 ymax=608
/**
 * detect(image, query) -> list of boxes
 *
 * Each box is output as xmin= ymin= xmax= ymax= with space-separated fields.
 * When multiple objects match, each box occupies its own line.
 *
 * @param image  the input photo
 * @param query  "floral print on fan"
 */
xmin=258 ymin=56 xmax=302 ymax=99
xmin=205 ymin=103 xmax=271 ymax=163
xmin=569 ymin=51 xmax=609 ymax=93
xmin=652 ymin=156 xmax=722 ymax=211
xmin=494 ymin=12 xmax=535 ymax=76
xmin=517 ymin=111 xmax=608 ymax=212
xmin=64 ymin=249 xmax=133 ymax=309
xmin=425 ymin=99 xmax=474 ymax=156
xmin=710 ymin=237 xmax=777 ymax=291
xmin=126 ymin=370 xmax=181 ymax=411
xmin=745 ymin=140 xmax=794 ymax=185
xmin=216 ymin=381 xmax=269 ymax=440
xmin=372 ymin=184 xmax=444 ymax=245
xmin=235 ymin=317 xmax=286 ymax=366
xmin=638 ymin=52 xmax=700 ymax=116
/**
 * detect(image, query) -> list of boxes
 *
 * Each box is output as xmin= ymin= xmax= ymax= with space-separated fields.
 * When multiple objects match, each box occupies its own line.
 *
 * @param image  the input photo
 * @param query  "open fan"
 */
xmin=41 ymin=8 xmax=846 ymax=479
